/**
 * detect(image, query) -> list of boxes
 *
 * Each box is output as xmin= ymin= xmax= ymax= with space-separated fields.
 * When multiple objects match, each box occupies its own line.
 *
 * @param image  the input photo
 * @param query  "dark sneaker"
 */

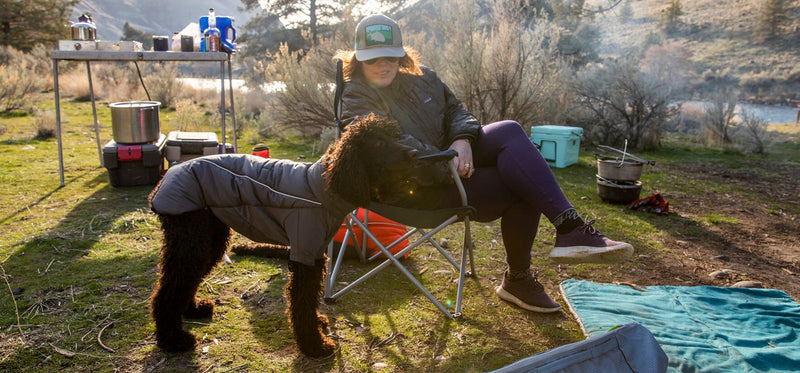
xmin=495 ymin=271 xmax=561 ymax=313
xmin=549 ymin=220 xmax=634 ymax=264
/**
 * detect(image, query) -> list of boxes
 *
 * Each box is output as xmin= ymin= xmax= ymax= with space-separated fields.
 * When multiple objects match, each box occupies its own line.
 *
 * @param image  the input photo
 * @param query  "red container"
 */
xmin=252 ymin=144 xmax=270 ymax=158
xmin=103 ymin=134 xmax=166 ymax=187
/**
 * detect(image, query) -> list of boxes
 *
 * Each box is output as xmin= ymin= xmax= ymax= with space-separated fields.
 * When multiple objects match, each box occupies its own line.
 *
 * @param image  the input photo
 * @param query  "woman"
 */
xmin=335 ymin=14 xmax=633 ymax=313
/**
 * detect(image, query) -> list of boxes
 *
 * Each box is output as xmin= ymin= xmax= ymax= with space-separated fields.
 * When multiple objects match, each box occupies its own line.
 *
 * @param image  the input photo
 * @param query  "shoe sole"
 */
xmin=549 ymin=243 xmax=634 ymax=264
xmin=495 ymin=286 xmax=562 ymax=313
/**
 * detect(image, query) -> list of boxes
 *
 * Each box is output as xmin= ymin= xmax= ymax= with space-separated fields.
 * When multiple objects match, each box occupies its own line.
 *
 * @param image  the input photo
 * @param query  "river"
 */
xmin=178 ymin=79 xmax=799 ymax=124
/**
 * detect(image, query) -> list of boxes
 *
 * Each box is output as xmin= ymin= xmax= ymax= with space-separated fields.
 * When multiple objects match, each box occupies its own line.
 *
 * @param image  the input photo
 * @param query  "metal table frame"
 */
xmin=50 ymin=50 xmax=238 ymax=187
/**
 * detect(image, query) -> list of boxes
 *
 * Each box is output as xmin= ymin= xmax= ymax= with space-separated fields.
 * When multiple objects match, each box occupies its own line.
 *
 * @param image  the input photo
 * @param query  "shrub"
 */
xmin=33 ymin=109 xmax=56 ymax=140
xmin=733 ymin=110 xmax=771 ymax=154
xmin=0 ymin=46 xmax=47 ymax=112
xmin=146 ymin=63 xmax=184 ymax=108
xmin=172 ymin=99 xmax=209 ymax=131
xmin=426 ymin=0 xmax=570 ymax=128
xmin=701 ymin=88 xmax=739 ymax=145
xmin=254 ymin=43 xmax=337 ymax=138
xmin=661 ymin=0 xmax=684 ymax=34
xmin=58 ymin=69 xmax=92 ymax=101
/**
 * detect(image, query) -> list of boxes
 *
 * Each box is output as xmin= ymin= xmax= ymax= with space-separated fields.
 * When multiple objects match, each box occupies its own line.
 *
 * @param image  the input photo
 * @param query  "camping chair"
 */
xmin=323 ymin=59 xmax=476 ymax=318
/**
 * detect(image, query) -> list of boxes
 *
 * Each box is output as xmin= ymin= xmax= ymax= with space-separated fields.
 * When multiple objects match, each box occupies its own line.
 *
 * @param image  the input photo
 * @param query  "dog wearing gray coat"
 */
xmin=148 ymin=114 xmax=419 ymax=357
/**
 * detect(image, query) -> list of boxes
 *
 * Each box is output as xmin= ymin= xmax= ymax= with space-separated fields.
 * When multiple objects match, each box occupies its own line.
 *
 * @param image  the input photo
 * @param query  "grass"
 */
xmin=1 ymin=96 xmax=799 ymax=371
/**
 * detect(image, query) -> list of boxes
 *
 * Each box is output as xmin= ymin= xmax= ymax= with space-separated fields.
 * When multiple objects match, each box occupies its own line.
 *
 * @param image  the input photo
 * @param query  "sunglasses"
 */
xmin=363 ymin=57 xmax=400 ymax=65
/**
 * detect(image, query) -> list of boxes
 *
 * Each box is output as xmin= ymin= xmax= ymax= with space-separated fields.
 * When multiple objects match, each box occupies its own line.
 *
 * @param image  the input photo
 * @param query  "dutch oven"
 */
xmin=110 ymin=101 xmax=161 ymax=144
xmin=597 ymin=158 xmax=644 ymax=181
xmin=596 ymin=175 xmax=642 ymax=204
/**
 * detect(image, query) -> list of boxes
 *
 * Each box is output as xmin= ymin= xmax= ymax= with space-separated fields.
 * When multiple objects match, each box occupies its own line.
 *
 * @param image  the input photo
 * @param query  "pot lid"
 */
xmin=109 ymin=101 xmax=161 ymax=108
xmin=595 ymin=145 xmax=655 ymax=165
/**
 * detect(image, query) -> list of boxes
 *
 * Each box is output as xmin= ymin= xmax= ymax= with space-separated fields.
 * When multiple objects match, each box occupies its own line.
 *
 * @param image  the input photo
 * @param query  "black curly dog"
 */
xmin=148 ymin=114 xmax=419 ymax=357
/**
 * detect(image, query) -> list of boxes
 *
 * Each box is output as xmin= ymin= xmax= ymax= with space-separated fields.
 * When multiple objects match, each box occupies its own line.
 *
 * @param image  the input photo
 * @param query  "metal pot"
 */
xmin=70 ymin=22 xmax=97 ymax=41
xmin=596 ymin=176 xmax=642 ymax=204
xmin=597 ymin=158 xmax=644 ymax=182
xmin=110 ymin=101 xmax=161 ymax=144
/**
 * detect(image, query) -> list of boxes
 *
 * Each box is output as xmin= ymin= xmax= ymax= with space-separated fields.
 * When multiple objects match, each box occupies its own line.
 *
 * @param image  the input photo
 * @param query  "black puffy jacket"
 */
xmin=341 ymin=66 xmax=481 ymax=184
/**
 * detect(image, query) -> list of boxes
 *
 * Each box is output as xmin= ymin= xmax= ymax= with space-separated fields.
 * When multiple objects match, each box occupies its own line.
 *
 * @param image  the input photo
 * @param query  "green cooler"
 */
xmin=530 ymin=125 xmax=583 ymax=168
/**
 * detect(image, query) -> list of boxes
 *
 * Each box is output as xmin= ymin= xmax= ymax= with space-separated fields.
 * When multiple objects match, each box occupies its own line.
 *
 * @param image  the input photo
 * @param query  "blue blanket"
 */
xmin=560 ymin=280 xmax=800 ymax=372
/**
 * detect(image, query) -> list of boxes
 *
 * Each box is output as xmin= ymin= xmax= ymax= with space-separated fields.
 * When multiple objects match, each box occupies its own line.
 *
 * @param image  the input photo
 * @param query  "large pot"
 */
xmin=597 ymin=177 xmax=642 ymax=204
xmin=110 ymin=101 xmax=161 ymax=144
xmin=597 ymin=158 xmax=644 ymax=182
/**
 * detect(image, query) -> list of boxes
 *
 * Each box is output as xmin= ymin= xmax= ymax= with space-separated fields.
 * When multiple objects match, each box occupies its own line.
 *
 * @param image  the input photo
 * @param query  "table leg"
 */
xmin=220 ymin=60 xmax=226 ymax=148
xmin=52 ymin=59 xmax=65 ymax=187
xmin=86 ymin=62 xmax=103 ymax=167
xmin=228 ymin=57 xmax=237 ymax=152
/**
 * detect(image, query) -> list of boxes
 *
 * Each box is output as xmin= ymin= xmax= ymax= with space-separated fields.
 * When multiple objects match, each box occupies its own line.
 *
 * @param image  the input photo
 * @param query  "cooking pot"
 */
xmin=597 ymin=158 xmax=644 ymax=181
xmin=110 ymin=101 xmax=161 ymax=144
xmin=596 ymin=176 xmax=642 ymax=204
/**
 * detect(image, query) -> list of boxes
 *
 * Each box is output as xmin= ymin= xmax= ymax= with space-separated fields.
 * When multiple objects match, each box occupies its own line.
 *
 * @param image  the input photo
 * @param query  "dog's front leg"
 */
xmin=285 ymin=259 xmax=336 ymax=358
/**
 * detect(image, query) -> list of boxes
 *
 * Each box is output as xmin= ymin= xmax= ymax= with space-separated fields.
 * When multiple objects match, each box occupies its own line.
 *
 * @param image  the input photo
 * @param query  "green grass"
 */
xmin=1 ymin=97 xmax=798 ymax=371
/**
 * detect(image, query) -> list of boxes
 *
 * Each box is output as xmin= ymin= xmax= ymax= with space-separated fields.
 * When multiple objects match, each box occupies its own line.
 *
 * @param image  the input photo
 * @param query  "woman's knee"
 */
xmin=480 ymin=120 xmax=528 ymax=143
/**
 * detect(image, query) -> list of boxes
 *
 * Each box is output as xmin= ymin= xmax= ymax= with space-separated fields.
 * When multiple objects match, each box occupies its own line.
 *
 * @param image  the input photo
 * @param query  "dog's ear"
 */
xmin=323 ymin=119 xmax=371 ymax=207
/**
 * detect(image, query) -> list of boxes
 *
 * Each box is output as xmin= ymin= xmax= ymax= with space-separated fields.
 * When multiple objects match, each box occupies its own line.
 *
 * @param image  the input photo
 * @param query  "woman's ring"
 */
xmin=465 ymin=163 xmax=470 ymax=168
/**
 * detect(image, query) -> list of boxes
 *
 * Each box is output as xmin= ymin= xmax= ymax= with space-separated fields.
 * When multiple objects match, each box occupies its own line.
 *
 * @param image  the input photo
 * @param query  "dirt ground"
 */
xmin=601 ymin=156 xmax=800 ymax=302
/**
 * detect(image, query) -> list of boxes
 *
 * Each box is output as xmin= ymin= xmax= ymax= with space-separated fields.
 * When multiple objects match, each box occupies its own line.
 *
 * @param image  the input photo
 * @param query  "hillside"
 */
xmin=72 ymin=0 xmax=252 ymax=41
xmin=591 ymin=0 xmax=800 ymax=102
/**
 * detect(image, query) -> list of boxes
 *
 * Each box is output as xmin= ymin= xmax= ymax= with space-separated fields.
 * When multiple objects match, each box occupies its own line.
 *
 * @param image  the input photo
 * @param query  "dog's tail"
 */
xmin=230 ymin=242 xmax=291 ymax=260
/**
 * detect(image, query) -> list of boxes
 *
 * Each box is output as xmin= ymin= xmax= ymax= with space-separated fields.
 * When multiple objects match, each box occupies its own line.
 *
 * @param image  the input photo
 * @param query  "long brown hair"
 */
xmin=333 ymin=46 xmax=424 ymax=81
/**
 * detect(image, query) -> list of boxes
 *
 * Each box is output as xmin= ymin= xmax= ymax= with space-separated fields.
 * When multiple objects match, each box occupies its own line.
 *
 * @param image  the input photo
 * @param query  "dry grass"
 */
xmin=595 ymin=0 xmax=800 ymax=101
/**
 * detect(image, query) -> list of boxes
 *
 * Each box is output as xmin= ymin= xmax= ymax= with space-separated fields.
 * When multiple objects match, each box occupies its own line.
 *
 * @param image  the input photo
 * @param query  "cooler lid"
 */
xmin=167 ymin=131 xmax=219 ymax=144
xmin=531 ymin=125 xmax=583 ymax=136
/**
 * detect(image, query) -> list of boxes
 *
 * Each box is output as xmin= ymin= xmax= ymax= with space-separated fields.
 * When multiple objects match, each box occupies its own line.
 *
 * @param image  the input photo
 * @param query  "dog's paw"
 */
xmin=300 ymin=336 xmax=336 ymax=359
xmin=156 ymin=329 xmax=197 ymax=352
xmin=317 ymin=314 xmax=330 ymax=330
xmin=184 ymin=298 xmax=214 ymax=319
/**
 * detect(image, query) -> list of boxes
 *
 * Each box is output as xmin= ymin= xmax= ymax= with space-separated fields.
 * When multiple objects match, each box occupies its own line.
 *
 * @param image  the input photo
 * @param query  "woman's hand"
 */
xmin=448 ymin=139 xmax=474 ymax=178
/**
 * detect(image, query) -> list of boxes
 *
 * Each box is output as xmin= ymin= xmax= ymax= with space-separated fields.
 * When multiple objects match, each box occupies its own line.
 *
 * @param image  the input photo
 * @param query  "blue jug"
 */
xmin=200 ymin=15 xmax=236 ymax=52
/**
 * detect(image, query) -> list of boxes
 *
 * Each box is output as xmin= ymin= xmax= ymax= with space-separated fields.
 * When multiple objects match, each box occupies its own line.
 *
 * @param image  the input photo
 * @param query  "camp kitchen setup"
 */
xmin=50 ymin=11 xmax=239 ymax=187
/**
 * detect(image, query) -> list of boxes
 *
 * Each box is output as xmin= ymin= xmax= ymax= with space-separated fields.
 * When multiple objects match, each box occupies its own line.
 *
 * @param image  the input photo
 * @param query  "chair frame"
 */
xmin=323 ymin=59 xmax=476 ymax=319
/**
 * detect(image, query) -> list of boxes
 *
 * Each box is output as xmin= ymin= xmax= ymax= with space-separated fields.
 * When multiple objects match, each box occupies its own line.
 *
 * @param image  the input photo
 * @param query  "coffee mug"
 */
xmin=181 ymin=35 xmax=193 ymax=52
xmin=153 ymin=36 xmax=169 ymax=51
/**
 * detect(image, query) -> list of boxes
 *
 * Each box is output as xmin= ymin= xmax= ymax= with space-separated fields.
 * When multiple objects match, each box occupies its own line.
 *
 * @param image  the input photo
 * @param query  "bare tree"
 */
xmin=734 ymin=110 xmax=771 ymax=154
xmin=569 ymin=55 xmax=676 ymax=150
xmin=701 ymin=88 xmax=738 ymax=145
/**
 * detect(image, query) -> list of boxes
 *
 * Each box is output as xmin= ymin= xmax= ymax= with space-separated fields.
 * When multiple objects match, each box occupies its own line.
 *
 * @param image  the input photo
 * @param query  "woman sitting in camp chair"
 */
xmin=334 ymin=14 xmax=634 ymax=313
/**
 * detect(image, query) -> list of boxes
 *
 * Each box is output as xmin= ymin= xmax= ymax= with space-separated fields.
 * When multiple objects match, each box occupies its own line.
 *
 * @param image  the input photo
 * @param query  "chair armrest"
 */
xmin=418 ymin=149 xmax=457 ymax=163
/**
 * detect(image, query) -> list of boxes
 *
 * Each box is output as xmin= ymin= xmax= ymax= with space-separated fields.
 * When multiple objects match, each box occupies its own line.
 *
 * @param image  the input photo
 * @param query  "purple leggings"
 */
xmin=442 ymin=121 xmax=573 ymax=272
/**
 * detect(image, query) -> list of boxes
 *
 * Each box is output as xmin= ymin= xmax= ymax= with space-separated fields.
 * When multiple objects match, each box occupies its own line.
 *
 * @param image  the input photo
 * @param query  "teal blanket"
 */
xmin=560 ymin=280 xmax=800 ymax=372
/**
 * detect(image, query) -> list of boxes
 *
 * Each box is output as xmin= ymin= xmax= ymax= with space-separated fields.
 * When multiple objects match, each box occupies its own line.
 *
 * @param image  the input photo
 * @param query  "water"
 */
xmin=177 ymin=78 xmax=285 ymax=93
xmin=681 ymin=100 xmax=798 ymax=124
xmin=737 ymin=102 xmax=798 ymax=124
xmin=176 ymin=79 xmax=800 ymax=124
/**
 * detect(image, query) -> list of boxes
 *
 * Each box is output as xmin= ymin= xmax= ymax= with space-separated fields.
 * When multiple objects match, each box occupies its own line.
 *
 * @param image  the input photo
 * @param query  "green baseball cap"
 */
xmin=354 ymin=14 xmax=405 ymax=61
